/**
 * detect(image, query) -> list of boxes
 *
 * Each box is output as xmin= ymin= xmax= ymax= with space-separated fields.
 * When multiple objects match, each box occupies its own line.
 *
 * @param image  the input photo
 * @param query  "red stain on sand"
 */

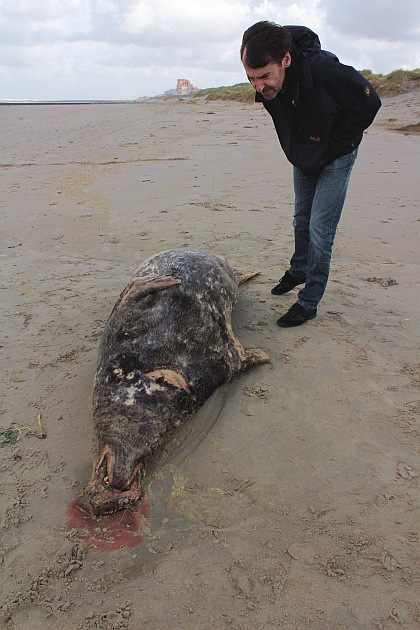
xmin=66 ymin=500 xmax=150 ymax=552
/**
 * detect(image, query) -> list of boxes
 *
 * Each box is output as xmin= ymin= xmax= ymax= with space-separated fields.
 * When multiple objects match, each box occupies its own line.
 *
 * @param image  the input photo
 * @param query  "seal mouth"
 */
xmin=85 ymin=446 xmax=143 ymax=517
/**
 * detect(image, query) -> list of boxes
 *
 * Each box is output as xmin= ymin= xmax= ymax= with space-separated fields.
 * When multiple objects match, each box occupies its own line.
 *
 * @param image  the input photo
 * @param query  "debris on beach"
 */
xmin=363 ymin=276 xmax=398 ymax=287
xmin=0 ymin=414 xmax=45 ymax=446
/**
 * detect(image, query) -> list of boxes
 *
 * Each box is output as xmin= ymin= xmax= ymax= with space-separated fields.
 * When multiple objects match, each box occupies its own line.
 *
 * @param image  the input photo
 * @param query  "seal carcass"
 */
xmin=86 ymin=249 xmax=269 ymax=515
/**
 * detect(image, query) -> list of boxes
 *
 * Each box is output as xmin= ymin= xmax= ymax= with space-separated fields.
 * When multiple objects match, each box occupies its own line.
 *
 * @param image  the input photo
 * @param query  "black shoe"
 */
xmin=277 ymin=302 xmax=317 ymax=327
xmin=271 ymin=271 xmax=305 ymax=295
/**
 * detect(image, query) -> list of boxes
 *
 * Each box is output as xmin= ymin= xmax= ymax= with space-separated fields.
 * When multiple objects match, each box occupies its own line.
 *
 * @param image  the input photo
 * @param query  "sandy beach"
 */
xmin=1 ymin=93 xmax=419 ymax=629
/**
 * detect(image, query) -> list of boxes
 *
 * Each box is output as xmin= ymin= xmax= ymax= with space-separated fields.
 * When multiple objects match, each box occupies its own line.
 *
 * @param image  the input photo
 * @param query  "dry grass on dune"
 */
xmin=194 ymin=83 xmax=255 ymax=103
xmin=193 ymin=69 xmax=420 ymax=103
xmin=360 ymin=68 xmax=420 ymax=97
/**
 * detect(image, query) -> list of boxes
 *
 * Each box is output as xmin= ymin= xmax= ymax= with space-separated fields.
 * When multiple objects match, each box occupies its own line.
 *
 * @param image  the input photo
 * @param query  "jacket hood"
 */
xmin=283 ymin=25 xmax=321 ymax=54
xmin=283 ymin=25 xmax=323 ymax=90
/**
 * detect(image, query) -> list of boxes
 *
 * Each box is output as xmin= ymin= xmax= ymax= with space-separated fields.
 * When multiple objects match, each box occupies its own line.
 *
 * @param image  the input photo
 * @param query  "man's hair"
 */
xmin=241 ymin=21 xmax=292 ymax=68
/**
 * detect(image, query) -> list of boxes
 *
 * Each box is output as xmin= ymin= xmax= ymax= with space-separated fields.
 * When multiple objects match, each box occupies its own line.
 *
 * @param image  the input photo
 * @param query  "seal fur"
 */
xmin=85 ymin=249 xmax=269 ymax=514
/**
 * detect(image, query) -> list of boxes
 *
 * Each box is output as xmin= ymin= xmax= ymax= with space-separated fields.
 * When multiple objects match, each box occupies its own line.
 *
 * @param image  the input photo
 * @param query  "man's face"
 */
xmin=242 ymin=52 xmax=291 ymax=100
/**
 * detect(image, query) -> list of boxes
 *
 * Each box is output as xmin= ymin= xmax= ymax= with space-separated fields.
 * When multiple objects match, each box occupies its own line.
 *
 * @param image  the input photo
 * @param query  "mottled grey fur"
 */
xmin=89 ymin=249 xmax=269 ymax=508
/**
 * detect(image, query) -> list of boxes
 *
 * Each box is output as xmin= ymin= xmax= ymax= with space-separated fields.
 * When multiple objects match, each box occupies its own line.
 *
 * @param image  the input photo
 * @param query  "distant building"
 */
xmin=162 ymin=80 xmax=199 ymax=98
xmin=137 ymin=79 xmax=199 ymax=100
xmin=176 ymin=79 xmax=199 ymax=94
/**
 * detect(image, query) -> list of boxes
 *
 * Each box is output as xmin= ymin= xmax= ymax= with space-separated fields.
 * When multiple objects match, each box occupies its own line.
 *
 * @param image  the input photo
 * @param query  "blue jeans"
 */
xmin=289 ymin=148 xmax=358 ymax=310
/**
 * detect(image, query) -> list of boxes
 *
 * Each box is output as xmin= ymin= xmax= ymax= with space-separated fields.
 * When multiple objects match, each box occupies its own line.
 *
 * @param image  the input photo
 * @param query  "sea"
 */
xmin=0 ymin=99 xmax=138 ymax=106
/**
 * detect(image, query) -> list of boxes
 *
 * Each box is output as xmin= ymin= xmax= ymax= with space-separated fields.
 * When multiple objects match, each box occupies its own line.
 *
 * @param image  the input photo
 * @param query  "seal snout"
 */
xmin=85 ymin=445 xmax=143 ymax=516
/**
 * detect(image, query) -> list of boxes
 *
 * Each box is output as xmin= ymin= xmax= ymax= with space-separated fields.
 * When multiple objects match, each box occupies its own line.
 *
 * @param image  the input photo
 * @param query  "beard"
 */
xmin=261 ymin=86 xmax=280 ymax=100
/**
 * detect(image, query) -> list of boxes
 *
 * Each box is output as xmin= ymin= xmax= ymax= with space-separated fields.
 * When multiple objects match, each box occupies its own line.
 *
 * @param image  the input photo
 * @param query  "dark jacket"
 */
xmin=255 ymin=26 xmax=381 ymax=175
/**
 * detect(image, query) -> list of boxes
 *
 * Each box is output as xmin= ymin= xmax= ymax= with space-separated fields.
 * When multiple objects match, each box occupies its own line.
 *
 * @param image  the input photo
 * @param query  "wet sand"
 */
xmin=1 ymin=94 xmax=419 ymax=629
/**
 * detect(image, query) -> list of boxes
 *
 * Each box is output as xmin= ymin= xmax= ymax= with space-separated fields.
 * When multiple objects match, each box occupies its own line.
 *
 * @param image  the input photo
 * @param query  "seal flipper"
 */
xmin=226 ymin=323 xmax=270 ymax=371
xmin=239 ymin=348 xmax=270 ymax=370
xmin=144 ymin=369 xmax=189 ymax=391
xmin=121 ymin=275 xmax=181 ymax=303
xmin=234 ymin=270 xmax=260 ymax=286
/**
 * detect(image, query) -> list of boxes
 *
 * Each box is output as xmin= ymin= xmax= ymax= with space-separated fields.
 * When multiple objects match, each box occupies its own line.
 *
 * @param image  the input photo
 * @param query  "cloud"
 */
xmin=315 ymin=0 xmax=420 ymax=73
xmin=0 ymin=0 xmax=323 ymax=48
xmin=0 ymin=0 xmax=91 ymax=45
xmin=319 ymin=0 xmax=420 ymax=42
xmin=0 ymin=0 xmax=419 ymax=99
xmin=0 ymin=0 xmax=86 ymax=20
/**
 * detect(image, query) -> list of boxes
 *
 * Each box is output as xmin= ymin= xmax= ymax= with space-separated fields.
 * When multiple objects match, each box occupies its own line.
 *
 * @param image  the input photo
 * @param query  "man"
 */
xmin=241 ymin=22 xmax=381 ymax=327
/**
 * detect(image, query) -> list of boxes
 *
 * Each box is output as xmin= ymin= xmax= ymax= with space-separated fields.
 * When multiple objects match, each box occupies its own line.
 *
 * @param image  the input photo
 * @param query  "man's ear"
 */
xmin=283 ymin=52 xmax=292 ymax=68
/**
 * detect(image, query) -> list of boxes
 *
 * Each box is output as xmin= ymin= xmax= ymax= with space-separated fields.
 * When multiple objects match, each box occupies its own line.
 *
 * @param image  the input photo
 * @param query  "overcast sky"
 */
xmin=1 ymin=0 xmax=419 ymax=100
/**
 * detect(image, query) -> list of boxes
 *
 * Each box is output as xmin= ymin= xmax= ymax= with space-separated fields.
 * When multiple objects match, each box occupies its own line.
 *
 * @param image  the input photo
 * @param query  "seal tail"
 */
xmin=234 ymin=270 xmax=260 ymax=286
